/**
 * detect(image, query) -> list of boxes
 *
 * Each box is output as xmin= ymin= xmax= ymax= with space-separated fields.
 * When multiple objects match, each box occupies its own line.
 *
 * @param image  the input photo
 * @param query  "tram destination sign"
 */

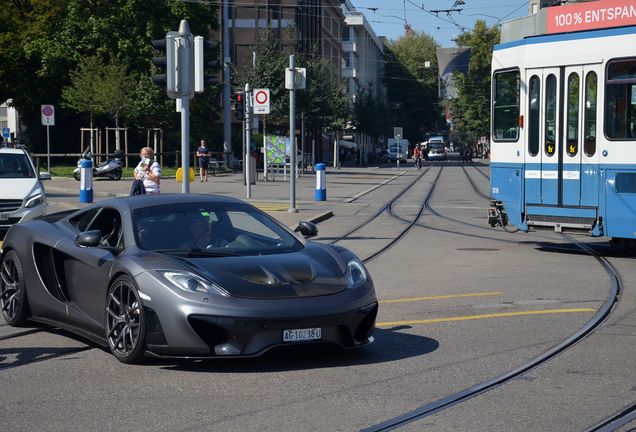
xmin=547 ymin=0 xmax=636 ymax=34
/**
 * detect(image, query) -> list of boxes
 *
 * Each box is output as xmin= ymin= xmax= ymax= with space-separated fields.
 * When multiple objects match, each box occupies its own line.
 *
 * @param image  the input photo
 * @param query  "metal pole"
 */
xmin=223 ymin=0 xmax=232 ymax=163
xmin=181 ymin=95 xmax=190 ymax=193
xmin=396 ymin=137 xmax=400 ymax=171
xmin=263 ymin=117 xmax=267 ymax=181
xmin=289 ymin=55 xmax=298 ymax=213
xmin=301 ymin=111 xmax=305 ymax=172
xmin=46 ymin=125 xmax=50 ymax=173
xmin=245 ymin=83 xmax=251 ymax=199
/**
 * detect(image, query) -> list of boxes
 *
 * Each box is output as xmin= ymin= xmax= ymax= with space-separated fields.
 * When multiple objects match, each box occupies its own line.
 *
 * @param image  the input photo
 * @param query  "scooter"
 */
xmin=73 ymin=148 xmax=124 ymax=181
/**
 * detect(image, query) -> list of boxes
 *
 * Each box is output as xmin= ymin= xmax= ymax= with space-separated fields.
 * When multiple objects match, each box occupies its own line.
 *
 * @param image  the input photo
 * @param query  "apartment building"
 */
xmin=0 ymin=101 xmax=20 ymax=143
xmin=224 ymin=0 xmax=344 ymax=78
xmin=341 ymin=2 xmax=385 ymax=101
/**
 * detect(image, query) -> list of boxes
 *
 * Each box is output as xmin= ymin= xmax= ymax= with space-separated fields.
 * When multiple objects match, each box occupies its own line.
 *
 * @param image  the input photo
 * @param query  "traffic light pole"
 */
xmin=245 ymin=83 xmax=251 ymax=199
xmin=289 ymin=55 xmax=298 ymax=213
xmin=180 ymin=95 xmax=190 ymax=193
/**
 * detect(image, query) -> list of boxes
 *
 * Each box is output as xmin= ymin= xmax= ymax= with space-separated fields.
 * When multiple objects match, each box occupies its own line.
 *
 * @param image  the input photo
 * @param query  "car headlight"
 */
xmin=345 ymin=259 xmax=367 ymax=289
xmin=159 ymin=271 xmax=229 ymax=297
xmin=25 ymin=193 xmax=44 ymax=208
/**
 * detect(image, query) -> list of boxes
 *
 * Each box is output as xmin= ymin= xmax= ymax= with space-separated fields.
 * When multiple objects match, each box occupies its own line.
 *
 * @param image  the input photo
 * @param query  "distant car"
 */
xmin=0 ymin=146 xmax=47 ymax=237
xmin=0 ymin=194 xmax=378 ymax=363
xmin=427 ymin=137 xmax=448 ymax=161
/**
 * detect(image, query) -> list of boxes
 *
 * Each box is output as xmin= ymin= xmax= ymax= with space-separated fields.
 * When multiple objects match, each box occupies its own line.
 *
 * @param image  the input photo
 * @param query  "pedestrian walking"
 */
xmin=413 ymin=145 xmax=422 ymax=170
xmin=197 ymin=139 xmax=211 ymax=182
xmin=134 ymin=147 xmax=161 ymax=193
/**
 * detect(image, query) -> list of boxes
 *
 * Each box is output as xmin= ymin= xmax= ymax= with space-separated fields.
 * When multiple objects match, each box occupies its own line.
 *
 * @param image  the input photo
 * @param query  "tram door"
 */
xmin=561 ymin=64 xmax=600 ymax=207
xmin=524 ymin=67 xmax=561 ymax=206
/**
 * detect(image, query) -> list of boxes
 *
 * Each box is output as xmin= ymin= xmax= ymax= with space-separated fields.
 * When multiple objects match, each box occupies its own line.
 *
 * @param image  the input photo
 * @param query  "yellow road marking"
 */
xmin=379 ymin=292 xmax=503 ymax=304
xmin=252 ymin=203 xmax=299 ymax=212
xmin=376 ymin=308 xmax=596 ymax=327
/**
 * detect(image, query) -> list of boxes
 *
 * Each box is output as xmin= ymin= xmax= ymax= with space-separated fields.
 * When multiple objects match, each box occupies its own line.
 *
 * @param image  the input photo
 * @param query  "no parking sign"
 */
xmin=253 ymin=88 xmax=270 ymax=114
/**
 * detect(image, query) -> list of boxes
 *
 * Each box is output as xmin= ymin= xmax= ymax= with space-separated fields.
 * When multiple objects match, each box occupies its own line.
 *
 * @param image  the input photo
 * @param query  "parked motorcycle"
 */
xmin=73 ymin=148 xmax=124 ymax=181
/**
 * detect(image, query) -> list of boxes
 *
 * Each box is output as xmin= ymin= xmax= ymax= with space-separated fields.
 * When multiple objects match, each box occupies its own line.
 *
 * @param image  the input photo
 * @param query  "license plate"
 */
xmin=283 ymin=327 xmax=321 ymax=342
xmin=0 ymin=213 xmax=8 ymax=221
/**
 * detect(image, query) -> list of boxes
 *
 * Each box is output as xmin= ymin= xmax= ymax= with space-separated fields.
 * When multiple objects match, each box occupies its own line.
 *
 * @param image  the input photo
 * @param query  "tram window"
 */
xmin=528 ymin=76 xmax=540 ymax=156
xmin=566 ymin=72 xmax=580 ymax=157
xmin=605 ymin=58 xmax=636 ymax=140
xmin=584 ymin=71 xmax=597 ymax=156
xmin=492 ymin=70 xmax=520 ymax=142
xmin=545 ymin=74 xmax=557 ymax=156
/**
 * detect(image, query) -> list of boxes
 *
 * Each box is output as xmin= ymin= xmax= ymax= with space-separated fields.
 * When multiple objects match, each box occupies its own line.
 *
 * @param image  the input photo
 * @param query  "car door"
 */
xmin=55 ymin=207 xmax=122 ymax=335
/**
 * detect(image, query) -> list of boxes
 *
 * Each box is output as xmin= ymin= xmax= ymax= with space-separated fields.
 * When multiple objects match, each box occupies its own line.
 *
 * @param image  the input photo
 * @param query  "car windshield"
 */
xmin=0 ymin=153 xmax=35 ymax=178
xmin=133 ymin=202 xmax=303 ymax=256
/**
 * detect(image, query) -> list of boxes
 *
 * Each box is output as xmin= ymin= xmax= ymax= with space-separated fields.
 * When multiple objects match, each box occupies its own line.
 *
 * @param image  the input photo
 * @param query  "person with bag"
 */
xmin=133 ymin=147 xmax=161 ymax=194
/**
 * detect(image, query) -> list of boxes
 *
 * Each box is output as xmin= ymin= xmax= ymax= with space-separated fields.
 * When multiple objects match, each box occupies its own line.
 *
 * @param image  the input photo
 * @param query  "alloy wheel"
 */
xmin=106 ymin=278 xmax=143 ymax=360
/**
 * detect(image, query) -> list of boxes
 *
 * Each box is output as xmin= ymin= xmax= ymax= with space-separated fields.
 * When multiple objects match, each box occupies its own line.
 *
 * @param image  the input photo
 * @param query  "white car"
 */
xmin=0 ymin=146 xmax=47 ymax=236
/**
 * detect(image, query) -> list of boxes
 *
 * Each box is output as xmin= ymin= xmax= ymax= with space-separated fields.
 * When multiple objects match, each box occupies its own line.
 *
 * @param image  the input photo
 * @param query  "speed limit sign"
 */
xmin=253 ymin=88 xmax=270 ymax=114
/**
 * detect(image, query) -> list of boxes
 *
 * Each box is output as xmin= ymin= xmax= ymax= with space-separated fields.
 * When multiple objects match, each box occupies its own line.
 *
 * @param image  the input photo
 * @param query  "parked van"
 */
xmin=0 ymin=147 xmax=48 ymax=237
xmin=386 ymin=138 xmax=410 ymax=162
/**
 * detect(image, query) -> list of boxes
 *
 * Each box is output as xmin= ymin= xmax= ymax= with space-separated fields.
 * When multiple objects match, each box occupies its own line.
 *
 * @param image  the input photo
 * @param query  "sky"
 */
xmin=349 ymin=0 xmax=531 ymax=47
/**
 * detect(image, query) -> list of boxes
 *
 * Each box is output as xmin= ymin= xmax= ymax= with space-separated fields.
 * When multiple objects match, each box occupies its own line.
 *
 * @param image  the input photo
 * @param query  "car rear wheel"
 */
xmin=0 ymin=250 xmax=31 ymax=326
xmin=106 ymin=275 xmax=146 ymax=364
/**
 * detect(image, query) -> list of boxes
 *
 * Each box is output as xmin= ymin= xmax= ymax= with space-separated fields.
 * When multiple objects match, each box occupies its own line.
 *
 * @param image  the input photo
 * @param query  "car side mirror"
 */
xmin=75 ymin=230 xmax=102 ymax=247
xmin=296 ymin=220 xmax=318 ymax=238
xmin=39 ymin=172 xmax=52 ymax=180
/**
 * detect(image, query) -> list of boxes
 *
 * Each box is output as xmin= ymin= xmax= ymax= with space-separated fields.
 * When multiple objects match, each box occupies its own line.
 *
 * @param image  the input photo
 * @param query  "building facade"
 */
xmin=0 ymin=101 xmax=20 ymax=144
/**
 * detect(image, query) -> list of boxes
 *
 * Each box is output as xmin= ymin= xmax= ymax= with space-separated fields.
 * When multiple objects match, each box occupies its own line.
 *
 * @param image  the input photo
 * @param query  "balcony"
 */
xmin=342 ymin=41 xmax=357 ymax=53
xmin=342 ymin=67 xmax=358 ymax=79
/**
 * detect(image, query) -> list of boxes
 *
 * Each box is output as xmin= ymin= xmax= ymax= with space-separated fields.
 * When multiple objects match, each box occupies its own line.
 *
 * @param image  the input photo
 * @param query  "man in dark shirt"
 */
xmin=197 ymin=139 xmax=211 ymax=182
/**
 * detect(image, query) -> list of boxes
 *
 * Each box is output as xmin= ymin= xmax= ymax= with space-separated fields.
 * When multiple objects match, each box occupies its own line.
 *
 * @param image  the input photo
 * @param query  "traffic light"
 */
xmin=194 ymin=36 xmax=219 ymax=93
xmin=234 ymin=92 xmax=244 ymax=121
xmin=151 ymin=33 xmax=177 ymax=98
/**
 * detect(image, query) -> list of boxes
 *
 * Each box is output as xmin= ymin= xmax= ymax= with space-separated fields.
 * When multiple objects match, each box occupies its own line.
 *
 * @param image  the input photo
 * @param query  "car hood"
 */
xmin=166 ymin=243 xmax=348 ymax=299
xmin=0 ymin=178 xmax=41 ymax=200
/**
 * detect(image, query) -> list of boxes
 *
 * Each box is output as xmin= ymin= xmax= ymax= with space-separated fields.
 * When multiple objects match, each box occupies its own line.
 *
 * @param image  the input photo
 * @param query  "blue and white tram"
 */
xmin=489 ymin=7 xmax=636 ymax=244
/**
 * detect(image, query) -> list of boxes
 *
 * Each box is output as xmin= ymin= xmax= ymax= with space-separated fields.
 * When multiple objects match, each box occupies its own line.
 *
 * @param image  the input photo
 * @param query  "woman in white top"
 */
xmin=134 ymin=147 xmax=161 ymax=193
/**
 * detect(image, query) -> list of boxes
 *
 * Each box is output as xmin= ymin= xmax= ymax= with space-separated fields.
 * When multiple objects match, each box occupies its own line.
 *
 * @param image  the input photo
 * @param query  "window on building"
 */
xmin=528 ymin=75 xmax=540 ymax=156
xmin=605 ymin=58 xmax=636 ymax=140
xmin=492 ymin=69 xmax=520 ymax=141
xmin=584 ymin=71 xmax=598 ymax=156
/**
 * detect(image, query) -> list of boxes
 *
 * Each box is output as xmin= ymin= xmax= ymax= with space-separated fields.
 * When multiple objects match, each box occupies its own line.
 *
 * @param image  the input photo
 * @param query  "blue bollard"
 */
xmin=79 ymin=159 xmax=93 ymax=203
xmin=315 ymin=163 xmax=326 ymax=201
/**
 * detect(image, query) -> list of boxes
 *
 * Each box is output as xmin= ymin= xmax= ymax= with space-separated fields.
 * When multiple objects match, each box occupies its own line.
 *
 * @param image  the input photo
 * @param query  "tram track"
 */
xmin=361 ymin=234 xmax=623 ymax=431
xmin=327 ymin=167 xmax=445 ymax=263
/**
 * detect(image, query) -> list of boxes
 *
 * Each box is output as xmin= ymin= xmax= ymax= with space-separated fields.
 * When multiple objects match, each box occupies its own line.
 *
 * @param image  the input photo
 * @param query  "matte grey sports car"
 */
xmin=0 ymin=194 xmax=377 ymax=363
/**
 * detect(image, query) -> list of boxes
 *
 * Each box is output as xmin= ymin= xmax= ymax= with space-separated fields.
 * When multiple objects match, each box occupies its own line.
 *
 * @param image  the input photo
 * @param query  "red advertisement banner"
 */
xmin=546 ymin=0 xmax=636 ymax=34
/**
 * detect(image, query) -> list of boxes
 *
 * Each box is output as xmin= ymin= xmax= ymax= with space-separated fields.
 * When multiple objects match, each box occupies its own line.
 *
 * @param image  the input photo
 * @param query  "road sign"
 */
xmin=253 ymin=88 xmax=270 ymax=114
xmin=41 ymin=104 xmax=55 ymax=126
xmin=2 ymin=128 xmax=9 ymax=139
xmin=393 ymin=127 xmax=403 ymax=139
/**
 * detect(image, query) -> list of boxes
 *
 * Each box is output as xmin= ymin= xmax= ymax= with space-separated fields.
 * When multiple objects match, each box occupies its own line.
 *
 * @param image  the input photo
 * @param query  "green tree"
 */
xmin=0 ymin=0 xmax=218 ymax=151
xmin=451 ymin=21 xmax=500 ymax=147
xmin=60 ymin=56 xmax=107 ymax=133
xmin=233 ymin=27 xmax=290 ymax=125
xmin=352 ymin=89 xmax=391 ymax=138
xmin=298 ymin=50 xmax=350 ymax=131
xmin=383 ymin=31 xmax=440 ymax=142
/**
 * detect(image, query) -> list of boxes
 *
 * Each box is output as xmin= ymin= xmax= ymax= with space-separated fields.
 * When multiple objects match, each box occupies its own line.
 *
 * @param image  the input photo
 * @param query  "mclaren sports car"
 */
xmin=0 ymin=194 xmax=377 ymax=363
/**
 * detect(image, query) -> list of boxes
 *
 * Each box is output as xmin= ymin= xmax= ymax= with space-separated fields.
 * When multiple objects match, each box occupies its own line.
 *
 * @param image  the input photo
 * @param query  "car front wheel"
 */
xmin=0 ymin=250 xmax=31 ymax=326
xmin=105 ymin=275 xmax=146 ymax=364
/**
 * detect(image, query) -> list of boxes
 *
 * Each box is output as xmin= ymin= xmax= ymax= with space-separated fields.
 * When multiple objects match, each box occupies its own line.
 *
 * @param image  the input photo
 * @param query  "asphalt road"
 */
xmin=1 ymin=159 xmax=634 ymax=432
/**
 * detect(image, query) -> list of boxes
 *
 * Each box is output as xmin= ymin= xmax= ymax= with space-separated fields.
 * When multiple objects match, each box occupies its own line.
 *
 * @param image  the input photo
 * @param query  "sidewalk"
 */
xmin=45 ymin=167 xmax=408 ymax=229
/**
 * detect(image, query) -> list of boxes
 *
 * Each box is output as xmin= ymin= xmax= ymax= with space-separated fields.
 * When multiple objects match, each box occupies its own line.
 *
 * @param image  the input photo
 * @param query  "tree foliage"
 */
xmin=383 ymin=31 xmax=440 ymax=143
xmin=451 ymin=21 xmax=500 ymax=146
xmin=0 ymin=0 xmax=218 ymax=151
xmin=233 ymin=27 xmax=290 ymax=125
xmin=352 ymin=89 xmax=391 ymax=138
